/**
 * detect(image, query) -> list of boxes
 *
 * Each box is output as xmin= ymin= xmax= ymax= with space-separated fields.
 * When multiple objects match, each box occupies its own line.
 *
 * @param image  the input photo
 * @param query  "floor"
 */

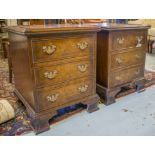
xmin=145 ymin=52 xmax=155 ymax=71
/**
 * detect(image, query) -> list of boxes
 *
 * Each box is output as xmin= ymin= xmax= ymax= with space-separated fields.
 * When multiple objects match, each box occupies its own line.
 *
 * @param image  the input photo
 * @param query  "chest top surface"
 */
xmin=97 ymin=23 xmax=150 ymax=31
xmin=5 ymin=24 xmax=101 ymax=35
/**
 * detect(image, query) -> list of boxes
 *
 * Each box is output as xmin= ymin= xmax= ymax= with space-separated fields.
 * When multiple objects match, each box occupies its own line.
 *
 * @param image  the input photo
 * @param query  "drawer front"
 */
xmin=111 ymin=49 xmax=145 ymax=69
xmin=31 ymin=36 xmax=94 ymax=62
xmin=110 ymin=66 xmax=144 ymax=87
xmin=110 ymin=30 xmax=147 ymax=51
xmin=35 ymin=77 xmax=94 ymax=111
xmin=34 ymin=59 xmax=93 ymax=87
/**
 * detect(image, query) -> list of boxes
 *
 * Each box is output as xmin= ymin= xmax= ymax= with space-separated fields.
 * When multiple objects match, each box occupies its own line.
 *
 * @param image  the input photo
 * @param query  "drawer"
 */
xmin=110 ymin=66 xmax=144 ymax=87
xmin=31 ymin=36 xmax=94 ymax=62
xmin=110 ymin=30 xmax=147 ymax=51
xmin=35 ymin=77 xmax=94 ymax=111
xmin=34 ymin=59 xmax=93 ymax=87
xmin=111 ymin=49 xmax=145 ymax=69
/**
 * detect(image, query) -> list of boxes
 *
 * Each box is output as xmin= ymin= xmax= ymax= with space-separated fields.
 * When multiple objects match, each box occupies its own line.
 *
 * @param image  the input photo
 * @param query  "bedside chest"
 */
xmin=96 ymin=23 xmax=150 ymax=105
xmin=6 ymin=24 xmax=100 ymax=134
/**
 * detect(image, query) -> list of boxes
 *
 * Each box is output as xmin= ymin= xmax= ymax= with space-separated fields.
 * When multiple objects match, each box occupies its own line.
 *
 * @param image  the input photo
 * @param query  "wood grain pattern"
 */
xmin=36 ymin=77 xmax=93 ymax=111
xmin=96 ymin=24 xmax=149 ymax=105
xmin=6 ymin=24 xmax=100 ymax=134
xmin=109 ymin=30 xmax=147 ymax=51
xmin=34 ymin=58 xmax=92 ymax=88
xmin=110 ymin=65 xmax=144 ymax=87
xmin=111 ymin=48 xmax=145 ymax=69
xmin=31 ymin=35 xmax=93 ymax=63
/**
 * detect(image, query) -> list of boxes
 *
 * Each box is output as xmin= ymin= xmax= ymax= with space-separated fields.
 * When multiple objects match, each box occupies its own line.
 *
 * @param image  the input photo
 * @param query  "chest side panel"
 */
xmin=9 ymin=33 xmax=35 ymax=109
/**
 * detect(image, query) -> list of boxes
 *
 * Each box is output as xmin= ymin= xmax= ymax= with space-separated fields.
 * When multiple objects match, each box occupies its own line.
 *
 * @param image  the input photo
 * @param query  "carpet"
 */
xmin=0 ymin=55 xmax=155 ymax=136
xmin=0 ymin=57 xmax=30 ymax=135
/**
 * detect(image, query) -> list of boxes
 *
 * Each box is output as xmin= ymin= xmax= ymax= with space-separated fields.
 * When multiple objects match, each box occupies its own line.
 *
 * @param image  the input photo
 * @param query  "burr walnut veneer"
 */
xmin=96 ymin=24 xmax=150 ymax=105
xmin=6 ymin=24 xmax=100 ymax=134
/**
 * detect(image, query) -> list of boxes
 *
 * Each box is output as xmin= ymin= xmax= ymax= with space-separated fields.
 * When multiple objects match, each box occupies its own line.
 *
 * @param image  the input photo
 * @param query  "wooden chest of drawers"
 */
xmin=6 ymin=24 xmax=100 ymax=134
xmin=96 ymin=23 xmax=150 ymax=105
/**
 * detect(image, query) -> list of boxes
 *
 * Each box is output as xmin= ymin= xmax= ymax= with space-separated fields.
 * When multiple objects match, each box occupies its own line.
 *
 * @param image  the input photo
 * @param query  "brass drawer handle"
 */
xmin=135 ymin=70 xmax=140 ymax=75
xmin=44 ymin=70 xmax=58 ymax=79
xmin=135 ymin=54 xmax=141 ymax=59
xmin=136 ymin=36 xmax=143 ymax=47
xmin=116 ymin=57 xmax=122 ymax=64
xmin=78 ymin=85 xmax=88 ymax=93
xmin=47 ymin=93 xmax=59 ymax=102
xmin=78 ymin=64 xmax=88 ymax=72
xmin=117 ymin=37 xmax=124 ymax=45
xmin=77 ymin=42 xmax=88 ymax=50
xmin=42 ymin=44 xmax=56 ymax=55
xmin=115 ymin=76 xmax=122 ymax=81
